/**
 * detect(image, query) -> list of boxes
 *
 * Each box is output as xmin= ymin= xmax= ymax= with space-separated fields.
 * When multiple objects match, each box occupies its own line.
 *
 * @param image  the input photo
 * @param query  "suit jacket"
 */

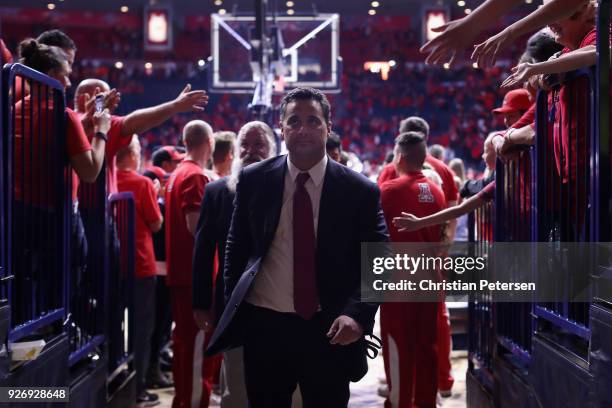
xmin=205 ymin=155 xmax=389 ymax=380
xmin=192 ymin=177 xmax=236 ymax=323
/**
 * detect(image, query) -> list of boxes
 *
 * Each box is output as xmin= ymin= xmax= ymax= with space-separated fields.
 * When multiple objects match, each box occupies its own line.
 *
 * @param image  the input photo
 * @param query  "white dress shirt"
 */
xmin=245 ymin=154 xmax=328 ymax=312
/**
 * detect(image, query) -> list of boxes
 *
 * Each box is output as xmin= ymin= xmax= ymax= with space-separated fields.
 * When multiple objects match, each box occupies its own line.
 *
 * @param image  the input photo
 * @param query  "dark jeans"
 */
xmin=242 ymin=303 xmax=351 ymax=408
xmin=134 ymin=276 xmax=156 ymax=394
xmin=149 ymin=275 xmax=172 ymax=368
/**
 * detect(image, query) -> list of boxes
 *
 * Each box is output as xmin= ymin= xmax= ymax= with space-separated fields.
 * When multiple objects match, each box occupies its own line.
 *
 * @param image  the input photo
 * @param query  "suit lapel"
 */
xmin=261 ymin=157 xmax=287 ymax=251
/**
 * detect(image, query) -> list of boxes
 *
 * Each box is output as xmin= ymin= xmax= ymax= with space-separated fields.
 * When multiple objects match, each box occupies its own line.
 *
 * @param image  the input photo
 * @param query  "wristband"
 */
xmin=94 ymin=131 xmax=108 ymax=142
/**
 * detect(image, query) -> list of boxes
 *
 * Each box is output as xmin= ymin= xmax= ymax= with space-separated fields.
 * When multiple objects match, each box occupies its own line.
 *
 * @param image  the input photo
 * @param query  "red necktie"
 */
xmin=293 ymin=172 xmax=318 ymax=319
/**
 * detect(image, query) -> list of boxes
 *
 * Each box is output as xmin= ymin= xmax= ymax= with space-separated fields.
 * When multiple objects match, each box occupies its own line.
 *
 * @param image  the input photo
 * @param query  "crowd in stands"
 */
xmin=0 ymin=9 xmax=538 ymax=176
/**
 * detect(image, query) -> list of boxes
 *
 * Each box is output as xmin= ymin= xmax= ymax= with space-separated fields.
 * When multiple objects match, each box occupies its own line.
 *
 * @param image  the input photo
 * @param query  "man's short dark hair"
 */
xmin=326 ymin=131 xmax=341 ymax=151
xmin=37 ymin=30 xmax=77 ymax=51
xmin=399 ymin=116 xmax=430 ymax=138
xmin=280 ymin=87 xmax=331 ymax=125
xmin=213 ymin=131 xmax=237 ymax=164
xmin=395 ymin=131 xmax=427 ymax=167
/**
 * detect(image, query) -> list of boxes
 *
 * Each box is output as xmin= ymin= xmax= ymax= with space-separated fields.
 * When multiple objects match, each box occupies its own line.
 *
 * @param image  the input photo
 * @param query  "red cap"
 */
xmin=161 ymin=146 xmax=185 ymax=161
xmin=147 ymin=166 xmax=168 ymax=182
xmin=493 ymin=89 xmax=531 ymax=114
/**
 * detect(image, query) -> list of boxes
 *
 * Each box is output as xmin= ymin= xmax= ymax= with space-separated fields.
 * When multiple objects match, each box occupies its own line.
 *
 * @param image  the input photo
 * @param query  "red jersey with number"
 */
xmin=378 ymin=155 xmax=457 ymax=205
xmin=380 ymin=171 xmax=446 ymax=243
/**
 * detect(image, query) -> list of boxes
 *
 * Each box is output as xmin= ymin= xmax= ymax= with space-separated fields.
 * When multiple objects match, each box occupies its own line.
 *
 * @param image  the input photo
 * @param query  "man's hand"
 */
xmin=420 ymin=17 xmax=481 ymax=66
xmin=172 ymin=84 xmax=209 ymax=113
xmin=327 ymin=315 xmax=363 ymax=346
xmin=193 ymin=309 xmax=215 ymax=332
xmin=93 ymin=108 xmax=111 ymax=135
xmin=501 ymin=62 xmax=536 ymax=89
xmin=471 ymin=27 xmax=516 ymax=68
xmin=494 ymin=133 xmax=522 ymax=161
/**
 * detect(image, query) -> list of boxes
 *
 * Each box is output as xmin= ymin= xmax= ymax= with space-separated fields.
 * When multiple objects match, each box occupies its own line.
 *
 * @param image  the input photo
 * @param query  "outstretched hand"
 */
xmin=173 ymin=84 xmax=209 ymax=113
xmin=420 ymin=17 xmax=480 ymax=66
xmin=501 ymin=63 xmax=535 ymax=89
xmin=392 ymin=212 xmax=422 ymax=232
xmin=471 ymin=27 xmax=515 ymax=69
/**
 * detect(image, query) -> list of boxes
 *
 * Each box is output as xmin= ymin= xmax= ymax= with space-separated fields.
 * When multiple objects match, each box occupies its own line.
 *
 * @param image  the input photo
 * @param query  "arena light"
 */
xmin=286 ymin=1 xmax=294 ymax=6
xmin=525 ymin=0 xmax=533 ymax=3
xmin=145 ymin=7 xmax=173 ymax=51
xmin=198 ymin=59 xmax=206 ymax=67
xmin=371 ymin=1 xmax=380 ymax=7
xmin=368 ymin=9 xmax=376 ymax=16
xmin=47 ymin=3 xmax=56 ymax=10
xmin=115 ymin=61 xmax=124 ymax=69
xmin=214 ymin=0 xmax=223 ymax=5
xmin=364 ymin=61 xmax=391 ymax=80
xmin=120 ymin=6 xmax=129 ymax=13
xmin=457 ymin=0 xmax=465 ymax=6
xmin=472 ymin=62 xmax=478 ymax=69
xmin=388 ymin=60 xmax=396 ymax=67
xmin=443 ymin=62 xmax=450 ymax=69
xmin=287 ymin=9 xmax=295 ymax=15
xmin=465 ymin=8 xmax=472 ymax=14
xmin=145 ymin=62 xmax=153 ymax=69
xmin=219 ymin=8 xmax=227 ymax=15
xmin=424 ymin=9 xmax=448 ymax=42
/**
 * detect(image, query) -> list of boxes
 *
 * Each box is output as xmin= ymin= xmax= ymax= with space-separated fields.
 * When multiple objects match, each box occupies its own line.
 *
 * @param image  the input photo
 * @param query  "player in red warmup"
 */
xmin=380 ymin=131 xmax=447 ymax=408
xmin=116 ymin=136 xmax=164 ymax=406
xmin=165 ymin=120 xmax=215 ymax=408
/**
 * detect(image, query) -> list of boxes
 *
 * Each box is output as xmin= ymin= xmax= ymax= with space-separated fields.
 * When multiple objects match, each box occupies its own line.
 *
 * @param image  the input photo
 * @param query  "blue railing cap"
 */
xmin=2 ymin=62 xmax=64 ymax=92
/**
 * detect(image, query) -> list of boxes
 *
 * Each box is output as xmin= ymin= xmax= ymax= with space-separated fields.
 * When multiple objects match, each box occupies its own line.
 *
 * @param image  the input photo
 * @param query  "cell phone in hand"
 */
xmin=95 ymin=94 xmax=104 ymax=113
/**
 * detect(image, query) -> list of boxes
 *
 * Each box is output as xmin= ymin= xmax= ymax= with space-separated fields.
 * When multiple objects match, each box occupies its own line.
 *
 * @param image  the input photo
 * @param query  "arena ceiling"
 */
xmin=0 ymin=0 xmax=448 ymax=16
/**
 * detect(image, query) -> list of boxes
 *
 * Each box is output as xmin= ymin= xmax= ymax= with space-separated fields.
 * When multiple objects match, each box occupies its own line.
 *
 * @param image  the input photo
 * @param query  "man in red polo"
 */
xmin=116 ymin=136 xmax=163 ymax=407
xmin=165 ymin=120 xmax=214 ymax=408
xmin=380 ymin=131 xmax=446 ymax=408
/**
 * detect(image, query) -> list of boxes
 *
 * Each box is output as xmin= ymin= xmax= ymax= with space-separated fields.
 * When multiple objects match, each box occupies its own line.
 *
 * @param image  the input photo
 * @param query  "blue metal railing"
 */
xmin=494 ymin=151 xmax=535 ymax=364
xmin=68 ymin=171 xmax=108 ymax=367
xmin=467 ymin=204 xmax=495 ymax=390
xmin=533 ymin=69 xmax=596 ymax=346
xmin=1 ymin=63 xmax=70 ymax=343
xmin=106 ymin=193 xmax=135 ymax=383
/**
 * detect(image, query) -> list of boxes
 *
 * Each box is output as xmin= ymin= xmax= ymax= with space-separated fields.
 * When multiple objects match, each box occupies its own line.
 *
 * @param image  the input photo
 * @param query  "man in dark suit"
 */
xmin=192 ymin=121 xmax=276 ymax=407
xmin=205 ymin=87 xmax=389 ymax=407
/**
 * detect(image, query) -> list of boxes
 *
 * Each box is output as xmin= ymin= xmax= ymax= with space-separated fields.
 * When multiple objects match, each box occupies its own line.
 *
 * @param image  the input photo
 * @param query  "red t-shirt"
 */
xmin=165 ymin=160 xmax=208 ymax=286
xmin=552 ymin=28 xmax=596 ymax=183
xmin=117 ymin=170 xmax=162 ymax=278
xmin=378 ymin=155 xmax=458 ymax=205
xmin=14 ymin=95 xmax=91 ymax=205
xmin=511 ymin=103 xmax=536 ymax=130
xmin=380 ymin=171 xmax=447 ymax=243
xmin=74 ymin=114 xmax=131 ymax=198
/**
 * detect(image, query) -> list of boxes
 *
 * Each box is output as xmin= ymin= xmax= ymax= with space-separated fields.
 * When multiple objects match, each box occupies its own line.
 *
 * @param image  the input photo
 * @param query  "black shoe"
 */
xmin=136 ymin=391 xmax=160 ymax=407
xmin=146 ymin=369 xmax=174 ymax=389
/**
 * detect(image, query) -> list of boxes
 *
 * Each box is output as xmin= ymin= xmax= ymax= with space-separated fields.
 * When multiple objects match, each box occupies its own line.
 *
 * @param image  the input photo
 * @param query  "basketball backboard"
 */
xmin=209 ymin=13 xmax=341 ymax=94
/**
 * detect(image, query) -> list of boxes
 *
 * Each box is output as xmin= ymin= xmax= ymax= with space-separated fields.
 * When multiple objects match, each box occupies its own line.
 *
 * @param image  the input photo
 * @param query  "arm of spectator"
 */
xmin=495 ymin=125 xmax=536 ymax=161
xmin=149 ymin=218 xmax=163 ymax=233
xmin=445 ymin=204 xmax=458 ymax=241
xmin=393 ymin=195 xmax=485 ymax=232
xmin=472 ymin=0 xmax=589 ymax=67
xmin=71 ymin=109 xmax=111 ymax=183
xmin=420 ymin=0 xmax=523 ymax=66
xmin=185 ymin=211 xmax=199 ymax=236
xmin=502 ymin=45 xmax=596 ymax=88
xmin=121 ymin=84 xmax=209 ymax=135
